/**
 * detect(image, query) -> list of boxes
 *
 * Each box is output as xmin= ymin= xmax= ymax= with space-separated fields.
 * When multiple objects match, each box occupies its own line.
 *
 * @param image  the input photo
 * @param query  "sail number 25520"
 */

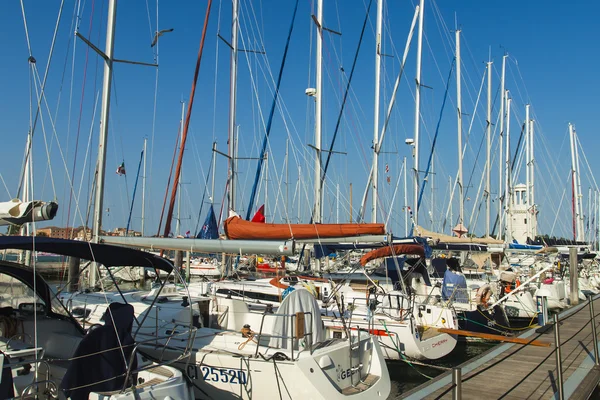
xmin=188 ymin=365 xmax=247 ymax=385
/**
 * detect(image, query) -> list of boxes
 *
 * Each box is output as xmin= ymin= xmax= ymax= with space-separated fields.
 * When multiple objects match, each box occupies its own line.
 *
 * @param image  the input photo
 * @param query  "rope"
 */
xmin=245 ymin=0 xmax=300 ymax=220
xmin=380 ymin=320 xmax=433 ymax=379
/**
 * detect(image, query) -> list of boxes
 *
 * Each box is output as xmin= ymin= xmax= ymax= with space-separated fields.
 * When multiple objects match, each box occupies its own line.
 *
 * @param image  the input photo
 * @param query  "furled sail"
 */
xmin=223 ymin=216 xmax=385 ymax=240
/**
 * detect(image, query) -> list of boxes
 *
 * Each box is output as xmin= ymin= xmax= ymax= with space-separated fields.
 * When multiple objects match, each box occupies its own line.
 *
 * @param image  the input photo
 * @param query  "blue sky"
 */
xmin=1 ymin=0 xmax=598 ymax=240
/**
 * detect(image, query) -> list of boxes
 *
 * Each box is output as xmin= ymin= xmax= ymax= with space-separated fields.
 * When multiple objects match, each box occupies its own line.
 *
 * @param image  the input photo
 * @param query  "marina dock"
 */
xmin=401 ymin=296 xmax=600 ymax=399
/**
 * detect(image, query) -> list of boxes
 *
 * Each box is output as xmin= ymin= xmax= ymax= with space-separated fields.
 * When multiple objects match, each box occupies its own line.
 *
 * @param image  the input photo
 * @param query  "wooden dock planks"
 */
xmin=401 ymin=297 xmax=600 ymax=400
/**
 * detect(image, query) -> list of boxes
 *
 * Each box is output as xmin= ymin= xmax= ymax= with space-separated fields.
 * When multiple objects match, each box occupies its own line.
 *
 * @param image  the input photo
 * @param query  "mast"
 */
xmin=574 ymin=128 xmax=584 ymax=240
xmin=569 ymin=123 xmax=579 ymax=240
xmin=141 ymin=137 xmax=147 ymax=236
xmin=504 ymin=94 xmax=512 ymax=241
xmin=314 ymin=0 xmax=323 ymax=226
xmin=336 ymin=183 xmax=340 ymax=223
xmin=176 ymin=101 xmax=185 ymax=237
xmin=285 ymin=138 xmax=289 ymax=222
xmin=430 ymin=155 xmax=434 ymax=229
xmin=264 ymin=152 xmax=268 ymax=222
xmin=525 ymin=104 xmax=530 ymax=238
xmin=455 ymin=28 xmax=464 ymax=229
xmin=404 ymin=156 xmax=408 ymax=236
xmin=413 ymin=0 xmax=425 ymax=225
xmin=91 ymin=0 xmax=117 ymax=286
xmin=313 ymin=0 xmax=324 ymax=271
xmin=498 ymin=54 xmax=507 ymax=238
xmin=530 ymin=117 xmax=536 ymax=238
xmin=485 ymin=60 xmax=492 ymax=237
xmin=371 ymin=0 xmax=383 ymax=223
xmin=227 ymin=0 xmax=240 ymax=215
xmin=211 ymin=141 xmax=217 ymax=204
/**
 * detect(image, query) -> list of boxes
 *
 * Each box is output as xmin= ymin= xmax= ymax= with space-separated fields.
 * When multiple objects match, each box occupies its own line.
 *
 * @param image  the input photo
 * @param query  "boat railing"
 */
xmin=253 ymin=311 xmax=315 ymax=361
xmin=122 ymin=328 xmax=199 ymax=392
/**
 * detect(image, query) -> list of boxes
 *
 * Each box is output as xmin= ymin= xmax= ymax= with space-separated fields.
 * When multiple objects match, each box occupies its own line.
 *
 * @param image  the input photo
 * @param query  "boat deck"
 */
xmin=401 ymin=296 xmax=600 ymax=399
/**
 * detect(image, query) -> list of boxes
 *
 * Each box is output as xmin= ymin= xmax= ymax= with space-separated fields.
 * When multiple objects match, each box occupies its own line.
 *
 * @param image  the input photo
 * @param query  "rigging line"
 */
xmin=576 ymin=135 xmax=600 ymax=192
xmin=550 ymin=172 xmax=571 ymax=236
xmin=156 ymin=122 xmax=181 ymax=235
xmin=295 ymin=0 xmax=373 ymax=263
xmin=125 ymin=149 xmax=144 ymax=234
xmin=210 ymin=0 xmax=223 ymax=146
xmin=17 ymin=0 xmax=65 ymax=197
xmin=147 ymin=0 xmax=161 ymax=230
xmin=62 ymin=0 xmax=83 ymax=226
xmin=417 ymin=58 xmax=455 ymax=210
xmin=31 ymin=66 xmax=58 ymax=201
xmin=17 ymin=0 xmax=66 ymax=199
xmin=245 ymin=0 xmax=299 ymax=220
xmin=162 ymin=0 xmax=213 ymax=239
xmin=193 ymin=150 xmax=214 ymax=236
xmin=65 ymin=0 xmax=97 ymax=236
xmin=490 ymin=122 xmax=525 ymax=236
xmin=75 ymin=92 xmax=101 ymax=226
xmin=320 ymin=0 xmax=373 ymax=201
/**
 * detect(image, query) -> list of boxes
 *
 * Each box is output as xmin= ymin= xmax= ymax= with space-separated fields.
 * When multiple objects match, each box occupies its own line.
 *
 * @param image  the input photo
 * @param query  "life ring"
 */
xmin=476 ymin=284 xmax=492 ymax=306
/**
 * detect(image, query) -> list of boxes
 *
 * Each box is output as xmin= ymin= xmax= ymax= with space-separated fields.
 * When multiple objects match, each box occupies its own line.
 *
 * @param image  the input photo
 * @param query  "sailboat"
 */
xmin=30 ymin=237 xmax=392 ymax=399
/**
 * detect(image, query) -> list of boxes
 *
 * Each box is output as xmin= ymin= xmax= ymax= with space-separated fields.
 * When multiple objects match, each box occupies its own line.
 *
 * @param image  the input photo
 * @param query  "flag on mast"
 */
xmin=251 ymin=204 xmax=266 ymax=223
xmin=197 ymin=205 xmax=218 ymax=239
xmin=116 ymin=162 xmax=126 ymax=176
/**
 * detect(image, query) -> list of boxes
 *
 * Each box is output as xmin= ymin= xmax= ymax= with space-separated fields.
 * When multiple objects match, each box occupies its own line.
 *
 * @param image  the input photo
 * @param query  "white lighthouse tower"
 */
xmin=507 ymin=183 xmax=537 ymax=243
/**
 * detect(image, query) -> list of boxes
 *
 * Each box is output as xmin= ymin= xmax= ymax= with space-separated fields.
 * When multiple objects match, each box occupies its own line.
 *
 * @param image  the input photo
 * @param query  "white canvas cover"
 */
xmin=269 ymin=289 xmax=324 ymax=349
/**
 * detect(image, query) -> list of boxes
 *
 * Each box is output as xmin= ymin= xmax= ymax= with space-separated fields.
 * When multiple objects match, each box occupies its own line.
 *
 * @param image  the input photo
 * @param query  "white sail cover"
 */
xmin=0 ymin=199 xmax=58 ymax=226
xmin=269 ymin=289 xmax=324 ymax=350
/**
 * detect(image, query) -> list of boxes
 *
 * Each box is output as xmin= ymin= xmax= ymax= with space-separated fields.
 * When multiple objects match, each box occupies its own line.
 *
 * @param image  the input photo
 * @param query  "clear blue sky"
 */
xmin=1 ymin=0 xmax=598 ymax=240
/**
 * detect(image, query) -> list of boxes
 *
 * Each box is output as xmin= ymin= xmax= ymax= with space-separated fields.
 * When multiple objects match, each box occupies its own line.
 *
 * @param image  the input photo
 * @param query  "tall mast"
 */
xmin=413 ymin=0 xmax=425 ymax=226
xmin=371 ymin=0 xmax=383 ymax=223
xmin=312 ymin=0 xmax=324 ymax=272
xmin=430 ymin=155 xmax=434 ymax=229
xmin=91 ymin=0 xmax=117 ymax=285
xmin=264 ymin=152 xmax=268 ymax=222
xmin=525 ymin=104 xmax=530 ymax=238
xmin=141 ymin=137 xmax=147 ymax=236
xmin=574 ymin=127 xmax=584 ymax=239
xmin=530 ymin=117 xmax=536 ymax=238
xmin=285 ymin=138 xmax=289 ymax=222
xmin=227 ymin=0 xmax=240 ymax=215
xmin=504 ymin=93 xmax=512 ymax=241
xmin=314 ymin=0 xmax=323 ymax=226
xmin=211 ymin=141 xmax=217 ymax=204
xmin=455 ymin=28 xmax=464 ymax=229
xmin=498 ymin=54 xmax=507 ymax=238
xmin=404 ymin=156 xmax=408 ymax=236
xmin=176 ymin=101 xmax=185 ymax=236
xmin=485 ymin=60 xmax=492 ymax=237
xmin=569 ymin=123 xmax=578 ymax=240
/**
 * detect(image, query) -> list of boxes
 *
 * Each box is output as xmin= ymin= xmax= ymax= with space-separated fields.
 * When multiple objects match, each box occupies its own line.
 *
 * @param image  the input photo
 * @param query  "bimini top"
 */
xmin=0 ymin=236 xmax=173 ymax=272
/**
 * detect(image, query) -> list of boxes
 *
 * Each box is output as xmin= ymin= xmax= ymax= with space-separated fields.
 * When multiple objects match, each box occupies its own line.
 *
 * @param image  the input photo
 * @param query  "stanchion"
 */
xmin=452 ymin=367 xmax=462 ymax=400
xmin=589 ymin=296 xmax=599 ymax=366
xmin=554 ymin=313 xmax=564 ymax=400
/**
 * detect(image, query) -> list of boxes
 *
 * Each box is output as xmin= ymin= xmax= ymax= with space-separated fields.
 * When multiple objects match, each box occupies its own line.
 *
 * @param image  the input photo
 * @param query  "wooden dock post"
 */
xmin=554 ymin=313 xmax=564 ymax=400
xmin=452 ymin=367 xmax=462 ymax=400
xmin=590 ymin=296 xmax=599 ymax=366
xmin=569 ymin=247 xmax=579 ymax=306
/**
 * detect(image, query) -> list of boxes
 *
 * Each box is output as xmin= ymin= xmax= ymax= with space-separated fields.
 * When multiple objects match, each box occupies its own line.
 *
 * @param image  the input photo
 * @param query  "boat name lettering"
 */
xmin=339 ymin=366 xmax=359 ymax=380
xmin=188 ymin=365 xmax=247 ymax=384
xmin=432 ymin=338 xmax=448 ymax=348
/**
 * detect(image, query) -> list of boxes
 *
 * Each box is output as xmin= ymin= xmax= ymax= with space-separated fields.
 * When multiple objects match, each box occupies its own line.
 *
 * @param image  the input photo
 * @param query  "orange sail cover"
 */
xmin=360 ymin=244 xmax=424 ymax=266
xmin=224 ymin=216 xmax=385 ymax=240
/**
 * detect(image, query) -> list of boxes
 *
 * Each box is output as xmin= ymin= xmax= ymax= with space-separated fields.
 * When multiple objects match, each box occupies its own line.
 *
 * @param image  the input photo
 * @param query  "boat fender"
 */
xmin=476 ymin=284 xmax=492 ymax=306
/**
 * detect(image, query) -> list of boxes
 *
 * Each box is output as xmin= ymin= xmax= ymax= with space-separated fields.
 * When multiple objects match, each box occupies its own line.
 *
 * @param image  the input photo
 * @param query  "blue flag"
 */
xmin=197 ymin=205 xmax=218 ymax=239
